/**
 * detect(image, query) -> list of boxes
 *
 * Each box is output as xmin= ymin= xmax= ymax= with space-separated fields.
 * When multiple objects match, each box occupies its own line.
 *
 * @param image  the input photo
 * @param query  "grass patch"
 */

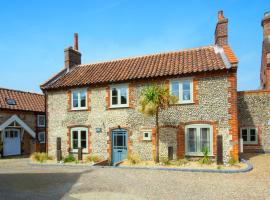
xmin=175 ymin=159 xmax=189 ymax=166
xmin=228 ymin=156 xmax=238 ymax=166
xmin=86 ymin=154 xmax=101 ymax=163
xmin=128 ymin=154 xmax=141 ymax=165
xmin=217 ymin=165 xmax=223 ymax=170
xmin=31 ymin=152 xmax=53 ymax=163
xmin=160 ymin=157 xmax=171 ymax=165
xmin=63 ymin=154 xmax=76 ymax=163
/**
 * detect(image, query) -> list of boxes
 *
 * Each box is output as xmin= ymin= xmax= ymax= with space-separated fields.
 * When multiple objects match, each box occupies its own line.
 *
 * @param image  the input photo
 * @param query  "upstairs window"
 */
xmin=37 ymin=115 xmax=45 ymax=127
xmin=170 ymin=79 xmax=193 ymax=104
xmin=72 ymin=89 xmax=87 ymax=110
xmin=110 ymin=85 xmax=128 ymax=108
xmin=241 ymin=128 xmax=258 ymax=144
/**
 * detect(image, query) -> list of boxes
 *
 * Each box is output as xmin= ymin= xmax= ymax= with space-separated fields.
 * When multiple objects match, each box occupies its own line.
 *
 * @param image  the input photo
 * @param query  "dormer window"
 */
xmin=6 ymin=98 xmax=16 ymax=106
xmin=71 ymin=89 xmax=87 ymax=110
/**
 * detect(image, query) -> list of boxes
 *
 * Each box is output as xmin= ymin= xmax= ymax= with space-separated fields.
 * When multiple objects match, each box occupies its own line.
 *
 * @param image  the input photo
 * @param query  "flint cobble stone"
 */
xmin=238 ymin=92 xmax=270 ymax=151
xmin=47 ymin=76 xmax=233 ymax=162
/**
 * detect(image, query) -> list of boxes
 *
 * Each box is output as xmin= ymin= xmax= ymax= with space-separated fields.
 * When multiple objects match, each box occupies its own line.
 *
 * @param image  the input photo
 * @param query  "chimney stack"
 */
xmin=260 ymin=12 xmax=270 ymax=89
xmin=215 ymin=10 xmax=228 ymax=46
xmin=64 ymin=33 xmax=81 ymax=70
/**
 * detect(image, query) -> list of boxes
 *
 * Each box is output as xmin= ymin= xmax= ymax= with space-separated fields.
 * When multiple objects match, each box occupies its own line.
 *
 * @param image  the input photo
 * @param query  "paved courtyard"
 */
xmin=0 ymin=154 xmax=269 ymax=200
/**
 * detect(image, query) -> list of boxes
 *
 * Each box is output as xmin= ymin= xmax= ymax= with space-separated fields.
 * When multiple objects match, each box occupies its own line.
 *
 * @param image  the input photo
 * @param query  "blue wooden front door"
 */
xmin=112 ymin=129 xmax=128 ymax=165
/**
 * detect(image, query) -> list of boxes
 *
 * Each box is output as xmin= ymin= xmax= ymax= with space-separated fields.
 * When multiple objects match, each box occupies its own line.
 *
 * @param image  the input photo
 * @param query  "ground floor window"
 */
xmin=240 ymin=127 xmax=258 ymax=144
xmin=185 ymin=124 xmax=213 ymax=156
xmin=70 ymin=127 xmax=88 ymax=152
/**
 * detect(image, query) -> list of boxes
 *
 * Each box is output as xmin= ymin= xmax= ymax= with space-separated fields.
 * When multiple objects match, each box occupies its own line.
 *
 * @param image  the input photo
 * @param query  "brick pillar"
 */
xmin=177 ymin=124 xmax=185 ymax=159
xmin=228 ymin=72 xmax=239 ymax=161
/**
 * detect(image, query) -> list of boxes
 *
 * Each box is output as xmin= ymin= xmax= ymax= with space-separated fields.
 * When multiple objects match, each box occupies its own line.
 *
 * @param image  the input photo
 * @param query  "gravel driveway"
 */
xmin=0 ymin=154 xmax=269 ymax=200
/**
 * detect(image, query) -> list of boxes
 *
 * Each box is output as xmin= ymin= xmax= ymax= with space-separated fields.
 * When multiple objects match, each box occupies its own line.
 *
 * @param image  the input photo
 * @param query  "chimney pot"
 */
xmin=74 ymin=33 xmax=79 ymax=51
xmin=264 ymin=11 xmax=270 ymax=17
xmin=218 ymin=10 xmax=224 ymax=21
xmin=64 ymin=34 xmax=81 ymax=70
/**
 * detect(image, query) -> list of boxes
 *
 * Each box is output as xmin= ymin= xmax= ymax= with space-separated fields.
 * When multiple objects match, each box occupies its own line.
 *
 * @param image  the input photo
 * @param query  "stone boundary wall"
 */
xmin=238 ymin=90 xmax=270 ymax=152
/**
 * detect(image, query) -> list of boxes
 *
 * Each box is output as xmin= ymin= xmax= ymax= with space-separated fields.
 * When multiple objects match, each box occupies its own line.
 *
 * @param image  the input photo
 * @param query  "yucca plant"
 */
xmin=137 ymin=84 xmax=177 ymax=163
xmin=199 ymin=147 xmax=212 ymax=165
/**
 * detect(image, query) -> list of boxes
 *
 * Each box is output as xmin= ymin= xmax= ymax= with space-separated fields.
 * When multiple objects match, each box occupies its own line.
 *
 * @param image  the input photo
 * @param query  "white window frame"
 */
xmin=240 ymin=127 xmax=258 ymax=145
xmin=170 ymin=78 xmax=193 ymax=104
xmin=38 ymin=132 xmax=45 ymax=144
xmin=37 ymin=115 xmax=45 ymax=127
xmin=185 ymin=124 xmax=213 ymax=156
xmin=142 ymin=129 xmax=152 ymax=141
xmin=70 ymin=127 xmax=88 ymax=153
xmin=71 ymin=89 xmax=87 ymax=110
xmin=110 ymin=84 xmax=129 ymax=108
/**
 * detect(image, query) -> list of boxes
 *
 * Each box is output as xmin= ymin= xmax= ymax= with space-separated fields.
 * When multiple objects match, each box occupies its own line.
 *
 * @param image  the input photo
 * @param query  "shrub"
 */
xmin=152 ymin=154 xmax=157 ymax=163
xmin=175 ymin=159 xmax=188 ymax=166
xmin=199 ymin=147 xmax=212 ymax=165
xmin=63 ymin=154 xmax=76 ymax=163
xmin=86 ymin=154 xmax=101 ymax=163
xmin=31 ymin=152 xmax=52 ymax=163
xmin=128 ymin=154 xmax=141 ymax=165
xmin=160 ymin=157 xmax=170 ymax=165
xmin=228 ymin=156 xmax=238 ymax=166
xmin=217 ymin=165 xmax=222 ymax=170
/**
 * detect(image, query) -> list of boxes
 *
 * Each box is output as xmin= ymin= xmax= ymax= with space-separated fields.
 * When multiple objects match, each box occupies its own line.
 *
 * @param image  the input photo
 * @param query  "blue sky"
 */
xmin=0 ymin=0 xmax=269 ymax=93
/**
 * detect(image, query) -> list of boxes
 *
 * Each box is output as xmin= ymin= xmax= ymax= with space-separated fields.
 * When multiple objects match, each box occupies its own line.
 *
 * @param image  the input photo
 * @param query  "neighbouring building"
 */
xmin=260 ymin=12 xmax=270 ymax=89
xmin=0 ymin=88 xmax=46 ymax=156
xmin=41 ymin=11 xmax=270 ymax=165
xmin=237 ymin=11 xmax=270 ymax=154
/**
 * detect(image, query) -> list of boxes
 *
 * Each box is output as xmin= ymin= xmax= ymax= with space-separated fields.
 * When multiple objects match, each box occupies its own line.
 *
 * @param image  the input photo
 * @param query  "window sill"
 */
xmin=170 ymin=102 xmax=195 ymax=106
xmin=70 ymin=150 xmax=89 ymax=154
xmin=185 ymin=153 xmax=214 ymax=157
xmin=37 ymin=125 xmax=45 ymax=128
xmin=142 ymin=139 xmax=152 ymax=142
xmin=109 ymin=106 xmax=130 ymax=109
xmin=243 ymin=143 xmax=259 ymax=145
xmin=70 ymin=108 xmax=89 ymax=112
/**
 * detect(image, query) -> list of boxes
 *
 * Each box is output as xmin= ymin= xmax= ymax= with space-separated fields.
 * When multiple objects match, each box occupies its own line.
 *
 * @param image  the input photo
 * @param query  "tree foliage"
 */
xmin=137 ymin=84 xmax=177 ymax=162
xmin=137 ymin=84 xmax=177 ymax=116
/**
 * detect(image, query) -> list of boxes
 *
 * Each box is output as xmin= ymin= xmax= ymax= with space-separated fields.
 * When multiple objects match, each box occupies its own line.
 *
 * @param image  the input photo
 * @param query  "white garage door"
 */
xmin=3 ymin=129 xmax=21 ymax=156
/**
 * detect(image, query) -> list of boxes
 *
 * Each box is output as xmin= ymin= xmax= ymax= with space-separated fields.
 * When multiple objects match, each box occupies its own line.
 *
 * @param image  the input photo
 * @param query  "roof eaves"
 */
xmin=222 ymin=45 xmax=238 ymax=65
xmin=40 ymin=68 xmax=67 ymax=90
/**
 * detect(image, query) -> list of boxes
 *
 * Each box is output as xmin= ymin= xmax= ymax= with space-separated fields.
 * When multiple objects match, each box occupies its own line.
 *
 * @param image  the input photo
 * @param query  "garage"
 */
xmin=0 ymin=115 xmax=37 ymax=157
xmin=3 ymin=128 xmax=21 ymax=156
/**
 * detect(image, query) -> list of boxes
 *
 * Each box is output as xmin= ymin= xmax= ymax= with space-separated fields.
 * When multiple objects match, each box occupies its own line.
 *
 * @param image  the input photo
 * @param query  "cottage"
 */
xmin=0 ymin=88 xmax=46 ymax=156
xmin=41 ymin=11 xmax=243 ymax=164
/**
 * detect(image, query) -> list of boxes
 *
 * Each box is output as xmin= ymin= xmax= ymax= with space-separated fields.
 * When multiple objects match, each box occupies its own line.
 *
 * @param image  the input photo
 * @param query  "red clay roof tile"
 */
xmin=41 ymin=45 xmax=237 ymax=90
xmin=0 ymin=88 xmax=45 ymax=112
